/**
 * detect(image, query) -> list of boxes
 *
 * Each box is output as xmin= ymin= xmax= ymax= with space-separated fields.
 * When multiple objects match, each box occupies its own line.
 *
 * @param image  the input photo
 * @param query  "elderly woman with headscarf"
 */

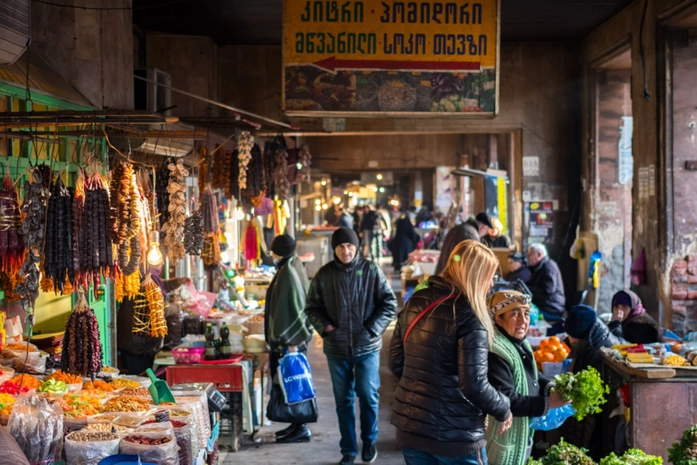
xmin=486 ymin=291 xmax=569 ymax=465
xmin=608 ymin=290 xmax=661 ymax=344
xmin=504 ymin=252 xmax=532 ymax=283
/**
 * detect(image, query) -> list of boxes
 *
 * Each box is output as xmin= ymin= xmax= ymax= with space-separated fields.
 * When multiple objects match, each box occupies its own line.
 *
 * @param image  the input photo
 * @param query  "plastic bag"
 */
xmin=530 ymin=404 xmax=576 ymax=431
xmin=65 ymin=431 xmax=120 ymax=465
xmin=159 ymin=408 xmax=198 ymax=461
xmin=8 ymin=394 xmax=64 ymax=464
xmin=181 ymin=283 xmax=215 ymax=317
xmin=267 ymin=382 xmax=318 ymax=424
xmin=278 ymin=352 xmax=316 ymax=404
xmin=119 ymin=431 xmax=180 ymax=465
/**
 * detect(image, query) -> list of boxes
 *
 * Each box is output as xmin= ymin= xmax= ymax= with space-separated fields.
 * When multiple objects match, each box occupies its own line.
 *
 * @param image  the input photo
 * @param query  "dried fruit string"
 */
xmin=60 ymin=287 xmax=104 ymax=379
xmin=142 ymin=273 xmax=167 ymax=337
xmin=162 ymin=160 xmax=188 ymax=265
xmin=0 ymin=169 xmax=25 ymax=277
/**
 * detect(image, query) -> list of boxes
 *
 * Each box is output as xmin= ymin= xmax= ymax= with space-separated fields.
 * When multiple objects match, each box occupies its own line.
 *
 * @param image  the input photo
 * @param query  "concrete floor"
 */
xmin=222 ymin=263 xmax=405 ymax=465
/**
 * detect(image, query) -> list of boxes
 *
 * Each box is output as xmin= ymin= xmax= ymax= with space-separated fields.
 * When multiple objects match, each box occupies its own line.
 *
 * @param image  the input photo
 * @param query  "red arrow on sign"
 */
xmin=313 ymin=56 xmax=481 ymax=72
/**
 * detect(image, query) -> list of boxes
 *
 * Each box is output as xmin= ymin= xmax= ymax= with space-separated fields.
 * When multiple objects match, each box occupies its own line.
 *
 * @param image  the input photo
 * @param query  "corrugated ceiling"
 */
xmin=133 ymin=0 xmax=635 ymax=45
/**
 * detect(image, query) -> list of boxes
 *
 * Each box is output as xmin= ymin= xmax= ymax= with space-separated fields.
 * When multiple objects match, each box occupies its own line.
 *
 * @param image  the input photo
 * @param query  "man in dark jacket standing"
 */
xmin=264 ymin=234 xmax=314 ymax=443
xmin=527 ymin=243 xmax=566 ymax=334
xmin=305 ymin=227 xmax=397 ymax=465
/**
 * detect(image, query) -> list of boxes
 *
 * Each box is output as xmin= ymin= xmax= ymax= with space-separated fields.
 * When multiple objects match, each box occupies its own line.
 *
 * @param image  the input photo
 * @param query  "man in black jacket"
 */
xmin=305 ymin=227 xmax=397 ymax=465
xmin=527 ymin=243 xmax=566 ymax=335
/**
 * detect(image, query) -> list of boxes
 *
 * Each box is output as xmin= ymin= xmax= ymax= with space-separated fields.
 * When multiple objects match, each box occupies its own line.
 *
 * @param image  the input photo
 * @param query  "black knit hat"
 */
xmin=331 ymin=227 xmax=359 ymax=250
xmin=509 ymin=252 xmax=526 ymax=264
xmin=564 ymin=305 xmax=597 ymax=339
xmin=270 ymin=234 xmax=296 ymax=257
xmin=476 ymin=212 xmax=494 ymax=229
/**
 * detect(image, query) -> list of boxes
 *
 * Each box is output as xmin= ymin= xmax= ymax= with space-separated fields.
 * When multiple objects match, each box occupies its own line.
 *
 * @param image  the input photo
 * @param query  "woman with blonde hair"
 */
xmin=390 ymin=240 xmax=512 ymax=465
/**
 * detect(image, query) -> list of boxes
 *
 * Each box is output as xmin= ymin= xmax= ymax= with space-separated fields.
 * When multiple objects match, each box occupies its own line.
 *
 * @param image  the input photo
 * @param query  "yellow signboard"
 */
xmin=283 ymin=0 xmax=500 ymax=116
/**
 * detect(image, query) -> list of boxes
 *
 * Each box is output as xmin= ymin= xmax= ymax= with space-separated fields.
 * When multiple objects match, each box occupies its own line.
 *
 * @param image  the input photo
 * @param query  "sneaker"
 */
xmin=362 ymin=443 xmax=377 ymax=463
xmin=338 ymin=455 xmax=355 ymax=465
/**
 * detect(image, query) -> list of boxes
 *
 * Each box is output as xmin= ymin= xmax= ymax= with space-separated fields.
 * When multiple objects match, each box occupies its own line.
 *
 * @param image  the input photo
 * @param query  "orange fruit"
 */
xmin=549 ymin=336 xmax=561 ymax=345
xmin=543 ymin=352 xmax=555 ymax=362
xmin=539 ymin=340 xmax=549 ymax=349
xmin=563 ymin=343 xmax=571 ymax=352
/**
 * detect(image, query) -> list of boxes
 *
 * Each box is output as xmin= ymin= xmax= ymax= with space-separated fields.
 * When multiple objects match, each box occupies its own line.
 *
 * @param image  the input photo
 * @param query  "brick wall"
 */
xmin=671 ymin=253 xmax=697 ymax=335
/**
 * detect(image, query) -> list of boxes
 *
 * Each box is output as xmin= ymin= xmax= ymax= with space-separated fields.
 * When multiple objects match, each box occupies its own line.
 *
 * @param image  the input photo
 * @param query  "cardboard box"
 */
xmin=543 ymin=362 xmax=564 ymax=377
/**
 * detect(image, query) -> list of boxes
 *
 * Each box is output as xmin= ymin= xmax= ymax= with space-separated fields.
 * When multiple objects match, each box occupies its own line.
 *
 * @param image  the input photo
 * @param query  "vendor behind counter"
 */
xmin=117 ymin=273 xmax=190 ymax=375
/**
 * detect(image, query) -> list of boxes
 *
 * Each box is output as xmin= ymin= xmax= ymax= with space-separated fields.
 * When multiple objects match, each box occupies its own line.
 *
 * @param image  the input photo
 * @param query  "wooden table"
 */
xmin=601 ymin=353 xmax=697 ymax=460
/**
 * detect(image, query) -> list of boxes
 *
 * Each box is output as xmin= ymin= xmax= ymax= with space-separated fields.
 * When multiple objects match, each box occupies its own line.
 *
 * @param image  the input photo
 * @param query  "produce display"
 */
xmin=38 ymin=379 xmax=69 ymax=394
xmin=553 ymin=367 xmax=609 ymax=421
xmin=0 ymin=170 xmax=25 ymax=277
xmin=0 ymin=392 xmax=15 ymax=414
xmin=534 ymin=336 xmax=571 ymax=369
xmin=83 ymin=379 xmax=115 ymax=392
xmin=662 ymin=354 xmax=690 ymax=367
xmin=528 ymin=438 xmax=595 ymax=465
xmin=61 ymin=289 xmax=104 ymax=379
xmin=110 ymin=378 xmax=142 ymax=390
xmin=47 ymin=369 xmax=83 ymax=385
xmin=44 ymin=176 xmax=75 ymax=294
xmin=669 ymin=424 xmax=697 ymax=465
xmin=599 ymin=449 xmax=662 ymax=464
xmin=162 ymin=160 xmax=188 ymax=264
xmin=119 ymin=387 xmax=150 ymax=397
xmin=6 ymin=342 xmax=37 ymax=352
xmin=61 ymin=393 xmax=104 ymax=417
xmin=103 ymin=395 xmax=151 ymax=412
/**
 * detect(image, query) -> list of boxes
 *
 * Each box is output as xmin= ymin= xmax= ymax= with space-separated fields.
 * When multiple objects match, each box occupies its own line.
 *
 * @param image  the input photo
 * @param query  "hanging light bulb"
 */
xmin=321 ymin=180 xmax=327 ymax=186
xmin=235 ymin=207 xmax=245 ymax=220
xmin=376 ymin=173 xmax=383 ymax=180
xmin=147 ymin=231 xmax=163 ymax=266
xmin=315 ymin=205 xmax=322 ymax=211
xmin=296 ymin=162 xmax=303 ymax=170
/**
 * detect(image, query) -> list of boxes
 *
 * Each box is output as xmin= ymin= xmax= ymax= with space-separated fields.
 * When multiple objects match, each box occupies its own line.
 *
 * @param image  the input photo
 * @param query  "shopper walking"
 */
xmin=264 ymin=234 xmax=314 ymax=443
xmin=360 ymin=204 xmax=386 ymax=261
xmin=390 ymin=240 xmax=512 ymax=465
xmin=305 ymin=227 xmax=398 ymax=465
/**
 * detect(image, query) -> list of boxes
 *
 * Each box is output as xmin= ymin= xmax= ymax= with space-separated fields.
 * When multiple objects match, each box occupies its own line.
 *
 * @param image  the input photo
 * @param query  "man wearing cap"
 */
xmin=434 ymin=211 xmax=494 ymax=276
xmin=305 ymin=227 xmax=398 ymax=465
xmin=265 ymin=234 xmax=314 ymax=443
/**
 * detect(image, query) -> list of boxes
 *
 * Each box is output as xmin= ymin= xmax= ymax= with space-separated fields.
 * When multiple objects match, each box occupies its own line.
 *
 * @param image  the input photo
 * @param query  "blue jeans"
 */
xmin=326 ymin=351 xmax=381 ymax=457
xmin=402 ymin=447 xmax=488 ymax=465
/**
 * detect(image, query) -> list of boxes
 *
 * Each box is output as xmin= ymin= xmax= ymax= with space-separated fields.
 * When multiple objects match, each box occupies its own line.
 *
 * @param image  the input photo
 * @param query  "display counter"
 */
xmin=600 ymin=352 xmax=697 ymax=460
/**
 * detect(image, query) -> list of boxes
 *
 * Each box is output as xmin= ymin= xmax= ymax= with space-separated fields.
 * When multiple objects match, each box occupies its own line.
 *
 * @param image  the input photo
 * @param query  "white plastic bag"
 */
xmin=8 ymin=394 xmax=64 ymax=464
xmin=65 ymin=431 xmax=120 ymax=465
xmin=119 ymin=431 xmax=180 ymax=465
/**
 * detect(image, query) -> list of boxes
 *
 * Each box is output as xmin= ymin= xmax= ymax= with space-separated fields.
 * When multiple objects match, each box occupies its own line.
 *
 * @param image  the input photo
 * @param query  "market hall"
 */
xmin=1 ymin=0 xmax=697 ymax=463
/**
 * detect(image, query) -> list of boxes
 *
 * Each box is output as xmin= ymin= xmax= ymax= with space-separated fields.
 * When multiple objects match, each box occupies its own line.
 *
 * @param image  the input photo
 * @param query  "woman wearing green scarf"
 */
xmin=485 ymin=291 xmax=570 ymax=465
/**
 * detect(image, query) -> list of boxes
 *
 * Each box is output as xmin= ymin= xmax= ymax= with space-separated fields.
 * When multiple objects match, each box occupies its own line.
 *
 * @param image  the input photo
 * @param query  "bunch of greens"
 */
xmin=527 ymin=439 xmax=596 ymax=465
xmin=600 ymin=449 xmax=662 ymax=465
xmin=553 ymin=367 xmax=609 ymax=421
xmin=668 ymin=425 xmax=697 ymax=465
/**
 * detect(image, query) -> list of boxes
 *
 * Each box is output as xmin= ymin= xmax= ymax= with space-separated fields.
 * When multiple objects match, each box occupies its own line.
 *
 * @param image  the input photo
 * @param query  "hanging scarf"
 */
xmin=486 ymin=329 xmax=535 ymax=465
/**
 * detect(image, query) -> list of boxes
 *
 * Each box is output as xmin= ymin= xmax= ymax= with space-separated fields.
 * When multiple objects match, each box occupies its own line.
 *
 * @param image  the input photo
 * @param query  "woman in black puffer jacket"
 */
xmin=390 ymin=240 xmax=512 ymax=464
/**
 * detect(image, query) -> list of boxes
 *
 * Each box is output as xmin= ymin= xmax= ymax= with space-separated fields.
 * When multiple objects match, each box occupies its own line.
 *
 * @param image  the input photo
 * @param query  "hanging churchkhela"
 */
xmin=44 ymin=176 xmax=74 ymax=295
xmin=77 ymin=171 xmax=113 ymax=293
xmin=0 ymin=170 xmax=24 ymax=277
xmin=274 ymin=147 xmax=290 ymax=201
xmin=183 ymin=210 xmax=204 ymax=256
xmin=162 ymin=160 xmax=188 ymax=265
xmin=109 ymin=162 xmax=141 ymax=276
xmin=60 ymin=288 xmax=103 ymax=379
xmin=199 ymin=186 xmax=220 ymax=270
xmin=297 ymin=145 xmax=312 ymax=184
xmin=237 ymin=131 xmax=253 ymax=190
xmin=15 ymin=170 xmax=49 ymax=313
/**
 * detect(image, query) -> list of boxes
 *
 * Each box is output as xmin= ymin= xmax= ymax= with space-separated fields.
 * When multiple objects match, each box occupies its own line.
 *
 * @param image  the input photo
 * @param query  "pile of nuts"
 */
xmin=119 ymin=387 xmax=150 ymax=397
xmin=123 ymin=435 xmax=173 ymax=445
xmin=103 ymin=396 xmax=151 ymax=412
xmin=83 ymin=423 xmax=132 ymax=433
xmin=67 ymin=431 xmax=119 ymax=442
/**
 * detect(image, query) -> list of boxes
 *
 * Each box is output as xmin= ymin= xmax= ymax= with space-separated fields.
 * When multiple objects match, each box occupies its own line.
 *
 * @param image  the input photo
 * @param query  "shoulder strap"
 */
xmin=403 ymin=294 xmax=456 ymax=345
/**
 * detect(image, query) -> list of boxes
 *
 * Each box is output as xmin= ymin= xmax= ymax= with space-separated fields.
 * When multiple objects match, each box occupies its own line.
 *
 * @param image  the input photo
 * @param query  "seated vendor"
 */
xmin=608 ymin=290 xmax=661 ymax=344
xmin=504 ymin=252 xmax=532 ymax=283
xmin=483 ymin=217 xmax=512 ymax=249
xmin=117 ymin=271 xmax=191 ymax=375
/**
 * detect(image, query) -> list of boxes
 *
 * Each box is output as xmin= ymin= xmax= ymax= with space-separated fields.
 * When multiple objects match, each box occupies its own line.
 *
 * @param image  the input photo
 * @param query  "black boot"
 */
xmin=274 ymin=424 xmax=295 ymax=438
xmin=275 ymin=424 xmax=311 ymax=443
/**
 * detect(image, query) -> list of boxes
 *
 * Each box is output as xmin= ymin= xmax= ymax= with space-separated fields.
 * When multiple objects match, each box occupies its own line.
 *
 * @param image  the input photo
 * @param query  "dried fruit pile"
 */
xmin=0 ymin=170 xmax=24 ymax=276
xmin=162 ymin=160 xmax=188 ymax=265
xmin=123 ymin=435 xmax=173 ymax=445
xmin=44 ymin=176 xmax=74 ymax=294
xmin=47 ymin=370 xmax=82 ymax=385
xmin=103 ymin=395 xmax=151 ymax=412
xmin=60 ymin=289 xmax=104 ymax=379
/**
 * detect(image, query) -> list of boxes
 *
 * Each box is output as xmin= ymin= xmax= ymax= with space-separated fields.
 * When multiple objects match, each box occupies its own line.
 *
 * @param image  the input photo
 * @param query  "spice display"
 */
xmin=296 ymin=145 xmax=312 ymax=184
xmin=103 ymin=395 xmax=151 ymax=413
xmin=47 ymin=370 xmax=83 ymax=385
xmin=273 ymin=148 xmax=290 ymax=201
xmin=528 ymin=438 xmax=595 ymax=465
xmin=237 ymin=131 xmax=254 ymax=190
xmin=553 ymin=367 xmax=609 ymax=421
xmin=110 ymin=378 xmax=143 ymax=390
xmin=44 ymin=176 xmax=75 ymax=294
xmin=184 ymin=209 xmax=204 ymax=256
xmin=78 ymin=172 xmax=114 ymax=292
xmin=143 ymin=276 xmax=168 ymax=337
xmin=162 ymin=160 xmax=188 ymax=265
xmin=61 ymin=288 xmax=104 ymax=379
xmin=83 ymin=379 xmax=115 ymax=392
xmin=0 ymin=170 xmax=24 ymax=276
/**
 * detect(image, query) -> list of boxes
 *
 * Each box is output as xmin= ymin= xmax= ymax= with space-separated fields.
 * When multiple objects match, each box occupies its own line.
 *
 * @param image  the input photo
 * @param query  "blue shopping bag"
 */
xmin=278 ymin=352 xmax=317 ymax=404
xmin=530 ymin=404 xmax=576 ymax=431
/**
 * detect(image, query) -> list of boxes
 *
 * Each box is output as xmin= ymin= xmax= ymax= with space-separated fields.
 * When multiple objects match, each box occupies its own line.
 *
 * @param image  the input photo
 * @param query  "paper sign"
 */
xmin=522 ymin=156 xmax=539 ymax=177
